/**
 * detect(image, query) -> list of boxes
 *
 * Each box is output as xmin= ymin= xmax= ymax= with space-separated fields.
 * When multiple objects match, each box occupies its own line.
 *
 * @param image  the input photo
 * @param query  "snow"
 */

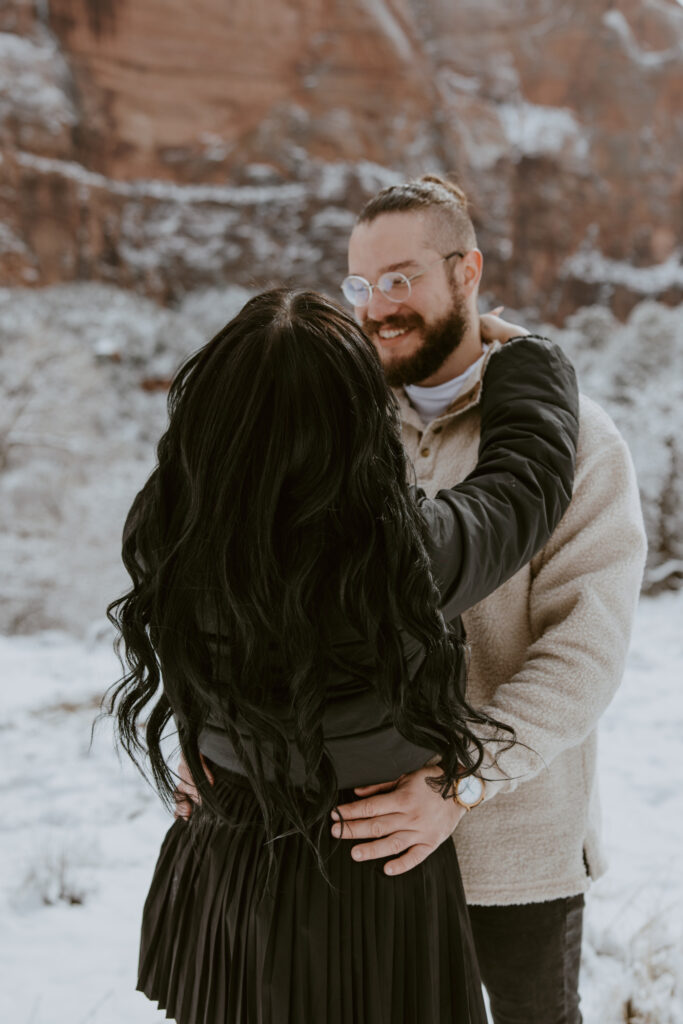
xmin=353 ymin=160 xmax=402 ymax=197
xmin=0 ymin=221 xmax=30 ymax=256
xmin=9 ymin=152 xmax=398 ymax=296
xmin=1 ymin=285 xmax=682 ymax=639
xmin=363 ymin=0 xmax=415 ymax=61
xmin=0 ymin=30 xmax=76 ymax=134
xmin=15 ymin=151 xmax=309 ymax=205
xmin=498 ymin=101 xmax=589 ymax=161
xmin=0 ymin=283 xmax=204 ymax=635
xmin=0 ymin=276 xmax=681 ymax=1020
xmin=451 ymin=109 xmax=511 ymax=173
xmin=548 ymin=300 xmax=683 ymax=590
xmin=1 ymin=593 xmax=681 ymax=1022
xmin=0 ymin=631 xmax=171 ymax=1023
xmin=602 ymin=10 xmax=682 ymax=69
xmin=562 ymin=247 xmax=683 ymax=294
xmin=15 ymin=150 xmax=399 ymax=213
xmin=437 ymin=69 xmax=482 ymax=96
xmin=580 ymin=592 xmax=683 ymax=1023
xmin=434 ymin=93 xmax=590 ymax=173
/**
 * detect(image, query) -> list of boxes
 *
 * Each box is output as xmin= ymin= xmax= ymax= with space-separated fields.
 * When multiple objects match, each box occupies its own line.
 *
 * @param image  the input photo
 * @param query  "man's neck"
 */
xmin=414 ymin=316 xmax=483 ymax=387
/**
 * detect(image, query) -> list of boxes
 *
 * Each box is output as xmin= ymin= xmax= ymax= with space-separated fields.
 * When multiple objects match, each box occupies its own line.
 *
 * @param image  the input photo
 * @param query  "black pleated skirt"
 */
xmin=137 ymin=767 xmax=486 ymax=1024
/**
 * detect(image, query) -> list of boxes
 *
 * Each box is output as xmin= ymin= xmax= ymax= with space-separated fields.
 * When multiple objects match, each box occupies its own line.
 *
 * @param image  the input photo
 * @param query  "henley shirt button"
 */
xmin=421 ymin=447 xmax=430 ymax=458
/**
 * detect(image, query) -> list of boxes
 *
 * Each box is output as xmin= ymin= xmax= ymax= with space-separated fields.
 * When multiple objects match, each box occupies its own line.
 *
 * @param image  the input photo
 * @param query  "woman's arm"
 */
xmin=416 ymin=336 xmax=579 ymax=620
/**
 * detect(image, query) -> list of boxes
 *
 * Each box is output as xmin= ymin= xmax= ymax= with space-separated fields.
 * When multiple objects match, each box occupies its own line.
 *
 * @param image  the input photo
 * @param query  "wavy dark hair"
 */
xmin=105 ymin=288 xmax=511 ymax=866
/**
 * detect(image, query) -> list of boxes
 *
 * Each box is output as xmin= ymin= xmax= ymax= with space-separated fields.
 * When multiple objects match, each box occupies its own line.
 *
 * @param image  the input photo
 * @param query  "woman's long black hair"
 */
xmin=105 ymin=288 xmax=512 ymax=865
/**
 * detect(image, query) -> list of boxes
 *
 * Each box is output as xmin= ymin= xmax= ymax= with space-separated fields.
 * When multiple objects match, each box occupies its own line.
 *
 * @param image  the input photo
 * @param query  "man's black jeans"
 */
xmin=468 ymin=894 xmax=585 ymax=1024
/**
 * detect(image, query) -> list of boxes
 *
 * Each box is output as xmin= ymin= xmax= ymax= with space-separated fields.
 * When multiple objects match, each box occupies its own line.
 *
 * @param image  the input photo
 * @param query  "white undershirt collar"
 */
xmin=404 ymin=346 xmax=489 ymax=426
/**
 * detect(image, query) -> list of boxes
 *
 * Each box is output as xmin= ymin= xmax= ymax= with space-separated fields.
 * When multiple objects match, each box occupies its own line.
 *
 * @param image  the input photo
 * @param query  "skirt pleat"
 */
xmin=137 ymin=767 xmax=486 ymax=1023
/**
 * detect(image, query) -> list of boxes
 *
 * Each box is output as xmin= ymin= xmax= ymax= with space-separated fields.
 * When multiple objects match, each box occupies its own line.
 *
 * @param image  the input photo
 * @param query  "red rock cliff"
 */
xmin=1 ymin=0 xmax=681 ymax=319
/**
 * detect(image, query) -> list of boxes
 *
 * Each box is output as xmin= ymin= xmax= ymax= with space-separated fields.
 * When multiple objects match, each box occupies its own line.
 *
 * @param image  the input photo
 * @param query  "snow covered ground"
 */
xmin=1 ymin=594 xmax=682 ymax=1023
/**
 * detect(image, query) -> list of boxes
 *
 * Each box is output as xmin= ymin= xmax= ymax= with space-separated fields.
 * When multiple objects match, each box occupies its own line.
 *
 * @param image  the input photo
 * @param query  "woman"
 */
xmin=107 ymin=288 xmax=578 ymax=1023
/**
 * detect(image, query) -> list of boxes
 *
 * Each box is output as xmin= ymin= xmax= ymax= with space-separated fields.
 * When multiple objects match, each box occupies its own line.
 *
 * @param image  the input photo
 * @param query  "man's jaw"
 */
xmin=362 ymin=298 xmax=469 ymax=387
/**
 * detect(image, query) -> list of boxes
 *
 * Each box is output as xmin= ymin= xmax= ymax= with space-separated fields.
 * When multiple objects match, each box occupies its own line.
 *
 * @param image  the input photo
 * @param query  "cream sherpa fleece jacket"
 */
xmin=395 ymin=344 xmax=647 ymax=906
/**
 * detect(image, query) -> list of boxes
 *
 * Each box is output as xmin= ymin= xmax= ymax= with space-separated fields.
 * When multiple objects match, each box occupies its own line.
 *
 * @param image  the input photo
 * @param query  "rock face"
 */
xmin=1 ymin=0 xmax=682 ymax=318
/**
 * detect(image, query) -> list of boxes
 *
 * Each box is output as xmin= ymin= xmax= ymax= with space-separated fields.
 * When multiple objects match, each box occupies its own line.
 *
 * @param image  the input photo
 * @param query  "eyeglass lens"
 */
xmin=341 ymin=272 xmax=411 ymax=307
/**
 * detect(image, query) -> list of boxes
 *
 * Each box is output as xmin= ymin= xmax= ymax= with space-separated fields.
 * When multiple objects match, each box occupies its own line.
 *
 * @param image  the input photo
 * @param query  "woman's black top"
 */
xmin=199 ymin=337 xmax=579 ymax=787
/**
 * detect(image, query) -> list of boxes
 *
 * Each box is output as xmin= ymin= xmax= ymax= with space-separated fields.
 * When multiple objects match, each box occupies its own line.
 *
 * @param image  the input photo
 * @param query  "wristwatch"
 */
xmin=453 ymin=775 xmax=486 ymax=810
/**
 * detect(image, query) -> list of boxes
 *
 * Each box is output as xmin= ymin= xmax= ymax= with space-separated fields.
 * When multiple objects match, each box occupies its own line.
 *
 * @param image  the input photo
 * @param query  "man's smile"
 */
xmin=364 ymin=314 xmax=424 ymax=349
xmin=376 ymin=324 xmax=416 ymax=345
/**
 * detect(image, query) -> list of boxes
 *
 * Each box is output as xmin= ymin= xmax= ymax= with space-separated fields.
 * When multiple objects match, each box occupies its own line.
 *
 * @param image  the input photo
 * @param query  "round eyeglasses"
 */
xmin=341 ymin=251 xmax=464 ymax=307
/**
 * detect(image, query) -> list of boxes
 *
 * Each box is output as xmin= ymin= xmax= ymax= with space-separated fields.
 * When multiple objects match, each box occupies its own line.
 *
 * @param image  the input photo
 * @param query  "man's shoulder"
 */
xmin=567 ymin=394 xmax=642 ymax=535
xmin=435 ymin=391 xmax=635 ymax=489
xmin=578 ymin=392 xmax=618 ymax=434
xmin=576 ymin=393 xmax=630 ymax=464
xmin=432 ymin=392 xmax=623 ymax=447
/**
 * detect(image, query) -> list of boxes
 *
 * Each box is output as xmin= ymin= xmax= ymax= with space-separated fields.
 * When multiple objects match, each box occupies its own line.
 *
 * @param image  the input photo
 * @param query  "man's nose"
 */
xmin=365 ymin=286 xmax=397 ymax=321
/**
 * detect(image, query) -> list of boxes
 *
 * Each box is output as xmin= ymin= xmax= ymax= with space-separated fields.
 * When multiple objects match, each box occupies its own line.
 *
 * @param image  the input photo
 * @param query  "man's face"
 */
xmin=347 ymin=211 xmax=469 ymax=387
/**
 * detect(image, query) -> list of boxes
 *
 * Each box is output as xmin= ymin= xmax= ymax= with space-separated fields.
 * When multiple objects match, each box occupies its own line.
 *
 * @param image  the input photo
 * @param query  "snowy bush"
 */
xmin=550 ymin=300 xmax=683 ymax=593
xmin=624 ymin=920 xmax=683 ymax=1024
xmin=583 ymin=911 xmax=683 ymax=1024
xmin=0 ymin=283 xmax=681 ymax=634
xmin=11 ymin=835 xmax=100 ymax=911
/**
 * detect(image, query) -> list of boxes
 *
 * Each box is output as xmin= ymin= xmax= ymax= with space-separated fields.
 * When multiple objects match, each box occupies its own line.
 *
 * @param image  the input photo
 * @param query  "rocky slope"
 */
xmin=1 ymin=0 xmax=682 ymax=320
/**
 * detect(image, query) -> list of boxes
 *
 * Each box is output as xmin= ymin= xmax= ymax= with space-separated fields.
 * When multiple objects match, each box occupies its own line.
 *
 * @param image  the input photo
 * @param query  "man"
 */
xmin=176 ymin=175 xmax=646 ymax=1021
xmin=330 ymin=175 xmax=647 ymax=1023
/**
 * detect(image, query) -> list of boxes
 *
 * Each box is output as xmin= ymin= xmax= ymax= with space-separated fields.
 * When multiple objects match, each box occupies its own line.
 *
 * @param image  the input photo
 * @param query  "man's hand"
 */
xmin=480 ymin=306 xmax=530 ymax=344
xmin=173 ymin=752 xmax=214 ymax=820
xmin=331 ymin=766 xmax=467 ymax=876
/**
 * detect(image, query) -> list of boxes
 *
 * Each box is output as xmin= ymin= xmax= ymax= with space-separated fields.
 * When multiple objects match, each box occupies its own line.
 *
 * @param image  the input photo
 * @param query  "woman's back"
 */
xmin=198 ymin=621 xmax=437 ymax=789
xmin=107 ymin=288 xmax=578 ymax=1024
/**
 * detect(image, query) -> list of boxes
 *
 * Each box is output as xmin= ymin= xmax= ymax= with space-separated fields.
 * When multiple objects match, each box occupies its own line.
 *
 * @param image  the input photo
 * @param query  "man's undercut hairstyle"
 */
xmin=357 ymin=174 xmax=477 ymax=257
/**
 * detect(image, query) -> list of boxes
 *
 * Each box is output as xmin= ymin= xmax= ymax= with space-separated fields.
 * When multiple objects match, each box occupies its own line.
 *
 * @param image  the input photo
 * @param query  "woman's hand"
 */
xmin=172 ymin=752 xmax=214 ymax=820
xmin=480 ymin=306 xmax=530 ymax=345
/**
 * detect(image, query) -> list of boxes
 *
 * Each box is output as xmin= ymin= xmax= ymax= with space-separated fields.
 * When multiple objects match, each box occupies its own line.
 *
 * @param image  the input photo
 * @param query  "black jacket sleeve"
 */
xmin=415 ymin=336 xmax=579 ymax=621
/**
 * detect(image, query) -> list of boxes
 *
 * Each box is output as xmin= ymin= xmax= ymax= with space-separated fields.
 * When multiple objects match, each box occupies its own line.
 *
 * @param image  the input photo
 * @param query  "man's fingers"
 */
xmin=486 ymin=306 xmax=504 ymax=316
xmin=332 ymin=791 xmax=404 ymax=822
xmin=174 ymin=759 xmax=197 ymax=792
xmin=175 ymin=780 xmax=200 ymax=804
xmin=480 ymin=310 xmax=530 ymax=344
xmin=331 ymin=813 xmax=407 ymax=840
xmin=348 ymin=831 xmax=417 ymax=863
xmin=199 ymin=753 xmax=215 ymax=785
xmin=173 ymin=794 xmax=193 ymax=820
xmin=174 ymin=754 xmax=215 ymax=803
xmin=173 ymin=758 xmax=200 ymax=808
xmin=353 ymin=778 xmax=399 ymax=797
xmin=383 ymin=844 xmax=433 ymax=876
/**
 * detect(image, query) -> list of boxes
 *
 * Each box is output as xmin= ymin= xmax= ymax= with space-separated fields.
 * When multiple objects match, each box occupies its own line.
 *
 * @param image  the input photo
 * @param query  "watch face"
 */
xmin=458 ymin=775 xmax=484 ymax=806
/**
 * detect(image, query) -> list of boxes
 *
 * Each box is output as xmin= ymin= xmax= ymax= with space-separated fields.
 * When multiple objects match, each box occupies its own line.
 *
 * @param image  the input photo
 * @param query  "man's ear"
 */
xmin=461 ymin=249 xmax=483 ymax=294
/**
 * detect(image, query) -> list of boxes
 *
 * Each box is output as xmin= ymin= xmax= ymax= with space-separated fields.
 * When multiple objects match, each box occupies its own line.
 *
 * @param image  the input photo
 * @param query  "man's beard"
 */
xmin=364 ymin=295 xmax=469 ymax=387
